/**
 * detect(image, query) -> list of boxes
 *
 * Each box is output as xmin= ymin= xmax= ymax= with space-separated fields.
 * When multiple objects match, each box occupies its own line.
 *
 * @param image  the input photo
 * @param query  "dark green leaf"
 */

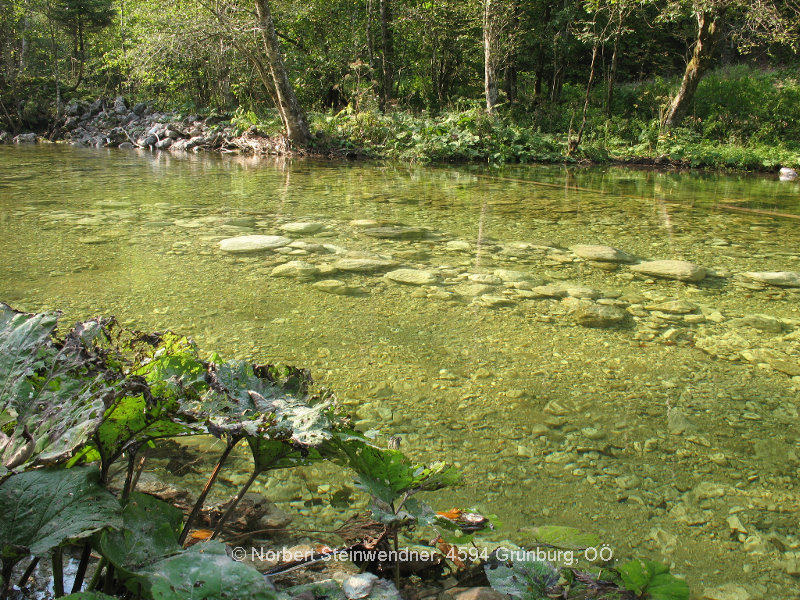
xmin=140 ymin=541 xmax=276 ymax=600
xmin=100 ymin=492 xmax=183 ymax=573
xmin=0 ymin=466 xmax=120 ymax=561
xmin=618 ymin=559 xmax=690 ymax=600
xmin=484 ymin=557 xmax=559 ymax=600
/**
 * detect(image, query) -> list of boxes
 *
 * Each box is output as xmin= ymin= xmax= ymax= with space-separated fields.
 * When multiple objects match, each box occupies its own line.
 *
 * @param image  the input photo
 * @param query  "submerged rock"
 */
xmin=384 ymin=268 xmax=438 ymax=285
xmin=312 ymin=279 xmax=366 ymax=296
xmin=332 ymin=257 xmax=399 ymax=272
xmin=573 ymin=303 xmax=627 ymax=328
xmin=343 ymin=573 xmax=379 ymax=599
xmin=280 ymin=221 xmax=325 ymax=234
xmin=739 ymin=271 xmax=800 ymax=288
xmin=571 ymin=244 xmax=636 ymax=263
xmin=452 ymin=282 xmax=491 ymax=297
xmin=271 ymin=261 xmax=320 ymax=280
xmin=629 ymin=259 xmax=706 ymax=282
xmin=219 ymin=235 xmax=291 ymax=253
xmin=472 ymin=295 xmax=515 ymax=308
xmin=362 ymin=226 xmax=429 ymax=239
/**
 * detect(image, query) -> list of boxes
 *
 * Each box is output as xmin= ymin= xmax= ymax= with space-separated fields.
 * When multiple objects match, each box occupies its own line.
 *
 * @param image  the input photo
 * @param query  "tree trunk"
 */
xmin=483 ymin=0 xmax=498 ymax=114
xmin=605 ymin=33 xmax=619 ymax=117
xmin=253 ymin=0 xmax=310 ymax=145
xmin=664 ymin=11 xmax=721 ymax=128
xmin=569 ymin=42 xmax=598 ymax=155
xmin=379 ymin=0 xmax=393 ymax=110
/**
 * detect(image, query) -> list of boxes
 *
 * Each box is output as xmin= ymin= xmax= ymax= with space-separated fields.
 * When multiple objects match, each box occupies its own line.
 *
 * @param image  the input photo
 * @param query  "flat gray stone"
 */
xmin=270 ymin=261 xmax=319 ymax=280
xmin=571 ymin=244 xmax=636 ymax=263
xmin=384 ymin=268 xmax=438 ymax=285
xmin=280 ymin=221 xmax=325 ymax=234
xmin=312 ymin=279 xmax=365 ymax=296
xmin=492 ymin=268 xmax=540 ymax=282
xmin=740 ymin=271 xmax=800 ymax=288
xmin=452 ymin=282 xmax=491 ymax=297
xmin=630 ymin=259 xmax=706 ymax=282
xmin=219 ymin=235 xmax=291 ymax=253
xmin=363 ymin=226 xmax=429 ymax=239
xmin=332 ymin=257 xmax=399 ymax=272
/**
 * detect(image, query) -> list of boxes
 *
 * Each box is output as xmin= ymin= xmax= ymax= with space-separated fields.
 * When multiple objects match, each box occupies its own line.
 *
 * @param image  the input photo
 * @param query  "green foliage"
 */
xmin=0 ymin=304 xmax=461 ymax=598
xmin=617 ymin=559 xmax=690 ymax=600
xmin=101 ymin=493 xmax=275 ymax=600
xmin=0 ymin=466 xmax=120 ymax=561
xmin=327 ymin=431 xmax=461 ymax=507
xmin=484 ymin=557 xmax=560 ymax=600
xmin=0 ymin=304 xmax=113 ymax=475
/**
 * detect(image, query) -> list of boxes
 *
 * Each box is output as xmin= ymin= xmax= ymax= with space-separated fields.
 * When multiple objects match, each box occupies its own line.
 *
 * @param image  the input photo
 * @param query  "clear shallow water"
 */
xmin=2 ymin=145 xmax=800 ymax=596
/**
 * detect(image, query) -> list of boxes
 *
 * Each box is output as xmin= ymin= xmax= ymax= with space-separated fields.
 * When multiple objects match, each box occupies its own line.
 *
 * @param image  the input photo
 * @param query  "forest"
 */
xmin=1 ymin=0 xmax=800 ymax=168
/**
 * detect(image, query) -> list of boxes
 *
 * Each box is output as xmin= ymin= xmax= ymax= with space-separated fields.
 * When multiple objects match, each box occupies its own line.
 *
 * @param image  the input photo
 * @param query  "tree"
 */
xmin=51 ymin=0 xmax=114 ymax=92
xmin=379 ymin=0 xmax=393 ymax=110
xmin=253 ymin=0 xmax=310 ymax=144
xmin=483 ymin=0 xmax=498 ymax=113
xmin=663 ymin=0 xmax=799 ymax=128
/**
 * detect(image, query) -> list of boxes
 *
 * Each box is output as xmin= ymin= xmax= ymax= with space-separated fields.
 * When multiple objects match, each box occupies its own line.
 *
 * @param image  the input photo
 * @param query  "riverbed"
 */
xmin=1 ymin=145 xmax=799 ymax=598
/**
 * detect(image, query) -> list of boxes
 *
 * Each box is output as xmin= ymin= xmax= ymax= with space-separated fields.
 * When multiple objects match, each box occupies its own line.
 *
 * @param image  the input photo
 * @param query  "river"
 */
xmin=1 ymin=145 xmax=799 ymax=597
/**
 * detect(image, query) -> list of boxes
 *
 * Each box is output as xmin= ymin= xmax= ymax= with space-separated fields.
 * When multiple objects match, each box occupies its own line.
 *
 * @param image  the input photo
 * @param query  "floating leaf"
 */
xmin=617 ymin=559 xmax=690 ymax=600
xmin=0 ymin=466 xmax=120 ymax=562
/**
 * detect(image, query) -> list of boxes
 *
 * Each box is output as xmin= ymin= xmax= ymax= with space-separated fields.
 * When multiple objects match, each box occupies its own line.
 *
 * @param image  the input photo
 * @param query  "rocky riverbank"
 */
xmin=0 ymin=96 xmax=312 ymax=156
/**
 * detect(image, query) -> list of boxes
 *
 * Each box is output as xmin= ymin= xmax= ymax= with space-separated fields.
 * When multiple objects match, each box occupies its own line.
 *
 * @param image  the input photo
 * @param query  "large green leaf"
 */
xmin=100 ymin=493 xmax=275 ymax=600
xmin=328 ymin=432 xmax=461 ymax=505
xmin=484 ymin=558 xmax=559 ymax=600
xmin=617 ymin=559 xmax=690 ymax=600
xmin=61 ymin=593 xmax=119 ymax=600
xmin=0 ymin=466 xmax=121 ymax=561
xmin=140 ymin=541 xmax=275 ymax=600
xmin=0 ymin=303 xmax=59 ymax=409
xmin=99 ymin=492 xmax=184 ymax=573
xmin=0 ymin=305 xmax=116 ymax=472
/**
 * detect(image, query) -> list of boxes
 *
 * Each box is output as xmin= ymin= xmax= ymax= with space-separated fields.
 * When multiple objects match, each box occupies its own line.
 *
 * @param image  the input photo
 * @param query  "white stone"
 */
xmin=779 ymin=167 xmax=797 ymax=181
xmin=219 ymin=235 xmax=291 ymax=253
xmin=343 ymin=573 xmax=378 ymax=599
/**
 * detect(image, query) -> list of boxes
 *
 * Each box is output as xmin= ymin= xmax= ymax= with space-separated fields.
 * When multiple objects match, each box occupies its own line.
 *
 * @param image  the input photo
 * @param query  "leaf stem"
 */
xmin=52 ymin=548 xmax=64 ymax=598
xmin=178 ymin=436 xmax=238 ymax=545
xmin=211 ymin=468 xmax=261 ymax=539
xmin=17 ymin=557 xmax=39 ymax=588
xmin=70 ymin=543 xmax=92 ymax=593
xmin=87 ymin=557 xmax=107 ymax=591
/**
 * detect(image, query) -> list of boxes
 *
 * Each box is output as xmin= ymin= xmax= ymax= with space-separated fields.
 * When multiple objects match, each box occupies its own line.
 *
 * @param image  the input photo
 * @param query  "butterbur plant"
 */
xmin=0 ymin=303 xmax=461 ymax=599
